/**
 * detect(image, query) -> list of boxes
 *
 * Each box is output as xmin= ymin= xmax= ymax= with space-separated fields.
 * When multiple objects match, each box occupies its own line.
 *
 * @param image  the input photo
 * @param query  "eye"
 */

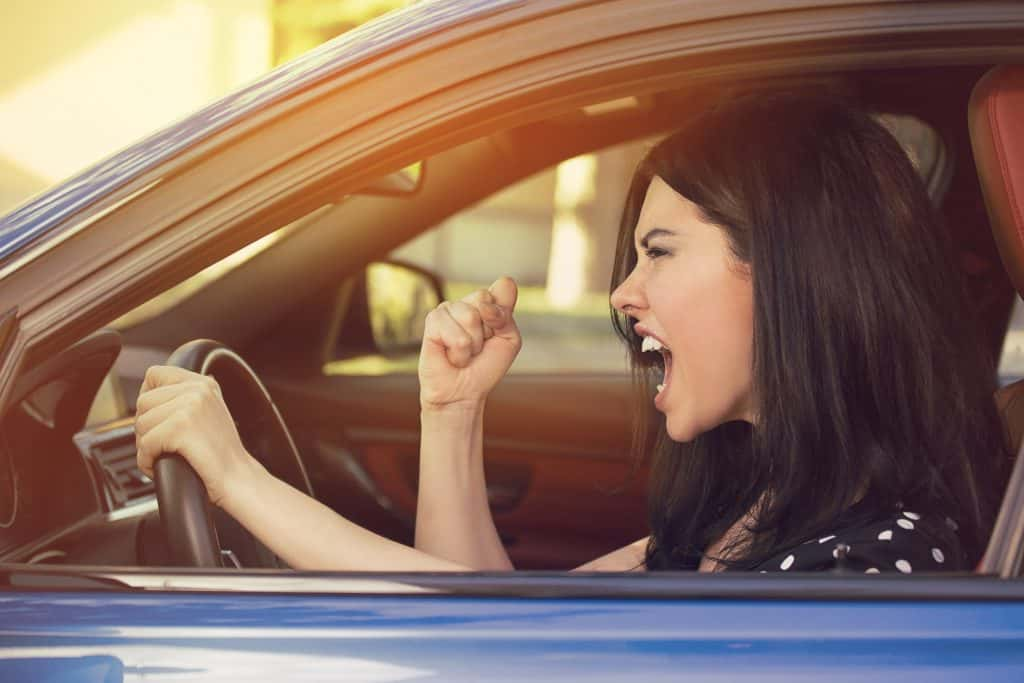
xmin=644 ymin=246 xmax=669 ymax=259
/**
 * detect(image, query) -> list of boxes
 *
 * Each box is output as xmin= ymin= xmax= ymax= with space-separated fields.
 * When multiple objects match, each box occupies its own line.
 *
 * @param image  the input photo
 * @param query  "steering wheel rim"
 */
xmin=153 ymin=339 xmax=313 ymax=568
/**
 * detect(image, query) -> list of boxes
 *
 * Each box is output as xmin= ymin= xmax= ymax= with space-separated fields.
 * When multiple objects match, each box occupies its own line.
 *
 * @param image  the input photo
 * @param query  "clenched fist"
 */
xmin=418 ymin=276 xmax=521 ymax=410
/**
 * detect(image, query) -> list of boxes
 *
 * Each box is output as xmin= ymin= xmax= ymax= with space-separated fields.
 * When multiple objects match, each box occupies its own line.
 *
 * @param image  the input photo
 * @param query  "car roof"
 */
xmin=0 ymin=0 xmax=519 ymax=264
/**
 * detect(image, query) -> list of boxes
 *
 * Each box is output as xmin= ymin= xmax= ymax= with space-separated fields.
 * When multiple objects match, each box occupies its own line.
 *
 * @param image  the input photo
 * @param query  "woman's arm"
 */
xmin=226 ymin=454 xmax=470 ymax=571
xmin=415 ymin=403 xmax=512 ymax=570
xmin=135 ymin=365 xmax=470 ymax=571
xmin=413 ymin=278 xmax=521 ymax=570
xmin=571 ymin=536 xmax=649 ymax=572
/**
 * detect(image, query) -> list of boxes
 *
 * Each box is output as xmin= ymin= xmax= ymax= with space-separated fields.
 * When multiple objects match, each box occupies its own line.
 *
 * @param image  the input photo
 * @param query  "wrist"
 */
xmin=216 ymin=450 xmax=267 ymax=511
xmin=420 ymin=398 xmax=486 ymax=419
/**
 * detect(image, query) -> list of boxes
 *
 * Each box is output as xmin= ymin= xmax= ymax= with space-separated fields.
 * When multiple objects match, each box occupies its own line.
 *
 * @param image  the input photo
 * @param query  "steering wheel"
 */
xmin=152 ymin=340 xmax=314 ymax=568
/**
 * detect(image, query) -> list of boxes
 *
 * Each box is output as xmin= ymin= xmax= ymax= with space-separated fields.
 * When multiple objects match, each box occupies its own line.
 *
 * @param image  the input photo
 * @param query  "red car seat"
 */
xmin=969 ymin=65 xmax=1024 ymax=575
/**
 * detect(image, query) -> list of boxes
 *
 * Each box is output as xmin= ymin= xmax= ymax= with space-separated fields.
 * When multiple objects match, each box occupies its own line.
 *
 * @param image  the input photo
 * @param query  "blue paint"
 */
xmin=1 ymin=590 xmax=1023 ymax=681
xmin=0 ymin=0 xmax=523 ymax=265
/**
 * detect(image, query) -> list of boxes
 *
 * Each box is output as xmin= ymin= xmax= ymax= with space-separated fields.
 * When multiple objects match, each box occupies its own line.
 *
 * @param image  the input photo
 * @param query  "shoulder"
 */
xmin=753 ymin=509 xmax=963 ymax=574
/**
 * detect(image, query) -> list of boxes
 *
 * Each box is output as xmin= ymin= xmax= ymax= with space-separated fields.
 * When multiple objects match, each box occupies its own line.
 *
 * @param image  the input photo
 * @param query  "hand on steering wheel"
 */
xmin=134 ymin=340 xmax=312 ymax=568
xmin=135 ymin=366 xmax=252 ymax=507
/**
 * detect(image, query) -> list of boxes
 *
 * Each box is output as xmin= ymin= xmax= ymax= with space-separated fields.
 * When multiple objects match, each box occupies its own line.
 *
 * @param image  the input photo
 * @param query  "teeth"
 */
xmin=641 ymin=336 xmax=664 ymax=352
xmin=656 ymin=383 xmax=665 ymax=393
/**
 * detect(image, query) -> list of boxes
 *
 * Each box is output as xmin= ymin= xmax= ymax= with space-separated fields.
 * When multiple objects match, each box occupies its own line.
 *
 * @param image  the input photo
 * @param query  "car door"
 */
xmin=4 ymin=568 xmax=1024 ymax=682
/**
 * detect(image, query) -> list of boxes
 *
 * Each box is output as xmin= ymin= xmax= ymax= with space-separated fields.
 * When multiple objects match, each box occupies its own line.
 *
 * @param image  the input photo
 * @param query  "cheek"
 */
xmin=654 ymin=267 xmax=754 ymax=430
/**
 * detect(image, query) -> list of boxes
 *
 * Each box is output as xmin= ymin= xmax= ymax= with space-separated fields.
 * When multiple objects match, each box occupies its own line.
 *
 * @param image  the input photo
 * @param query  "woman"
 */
xmin=135 ymin=92 xmax=1008 ymax=573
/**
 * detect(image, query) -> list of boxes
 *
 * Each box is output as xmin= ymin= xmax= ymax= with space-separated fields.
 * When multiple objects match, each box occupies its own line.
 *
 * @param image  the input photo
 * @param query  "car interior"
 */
xmin=2 ymin=60 xmax=1024 ymax=577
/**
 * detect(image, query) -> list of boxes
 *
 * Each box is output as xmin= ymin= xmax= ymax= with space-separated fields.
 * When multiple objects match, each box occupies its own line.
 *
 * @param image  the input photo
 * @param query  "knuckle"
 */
xmin=186 ymin=393 xmax=203 ymax=413
xmin=465 ymin=288 xmax=491 ymax=304
xmin=137 ymin=434 xmax=152 ymax=461
xmin=168 ymin=411 xmax=188 ymax=430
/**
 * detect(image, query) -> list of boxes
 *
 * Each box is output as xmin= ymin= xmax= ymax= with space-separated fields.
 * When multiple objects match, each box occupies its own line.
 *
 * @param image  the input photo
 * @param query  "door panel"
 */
xmin=5 ymin=586 xmax=1024 ymax=682
xmin=267 ymin=372 xmax=647 ymax=569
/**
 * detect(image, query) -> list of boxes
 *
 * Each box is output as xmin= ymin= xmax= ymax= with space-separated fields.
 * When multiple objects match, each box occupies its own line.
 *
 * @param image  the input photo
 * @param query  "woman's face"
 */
xmin=611 ymin=176 xmax=755 ymax=442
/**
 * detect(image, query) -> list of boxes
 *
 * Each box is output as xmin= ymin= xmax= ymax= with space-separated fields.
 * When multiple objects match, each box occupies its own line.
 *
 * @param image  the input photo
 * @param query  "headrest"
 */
xmin=969 ymin=66 xmax=1024 ymax=296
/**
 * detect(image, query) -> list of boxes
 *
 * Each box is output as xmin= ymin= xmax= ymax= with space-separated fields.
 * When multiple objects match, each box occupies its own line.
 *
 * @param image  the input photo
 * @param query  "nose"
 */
xmin=610 ymin=265 xmax=646 ymax=315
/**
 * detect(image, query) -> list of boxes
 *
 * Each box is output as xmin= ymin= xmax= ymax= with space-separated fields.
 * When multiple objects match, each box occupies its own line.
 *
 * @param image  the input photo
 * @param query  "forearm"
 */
xmin=415 ymin=403 xmax=513 ymax=570
xmin=222 ymin=457 xmax=468 ymax=571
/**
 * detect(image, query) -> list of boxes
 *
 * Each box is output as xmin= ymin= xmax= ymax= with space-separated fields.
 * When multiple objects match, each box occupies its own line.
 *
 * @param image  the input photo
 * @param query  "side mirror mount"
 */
xmin=332 ymin=260 xmax=444 ymax=361
xmin=354 ymin=162 xmax=425 ymax=197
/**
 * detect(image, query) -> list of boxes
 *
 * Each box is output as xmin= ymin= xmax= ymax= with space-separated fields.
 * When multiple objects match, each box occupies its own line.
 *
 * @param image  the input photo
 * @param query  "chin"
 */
xmin=664 ymin=408 xmax=750 ymax=443
xmin=664 ymin=414 xmax=702 ymax=443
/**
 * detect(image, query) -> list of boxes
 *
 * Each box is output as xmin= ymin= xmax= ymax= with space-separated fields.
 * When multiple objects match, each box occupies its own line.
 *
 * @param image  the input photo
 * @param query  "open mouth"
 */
xmin=640 ymin=335 xmax=673 ymax=401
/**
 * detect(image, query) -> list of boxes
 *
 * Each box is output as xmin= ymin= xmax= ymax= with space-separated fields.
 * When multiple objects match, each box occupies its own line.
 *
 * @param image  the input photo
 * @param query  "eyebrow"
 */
xmin=638 ymin=228 xmax=676 ymax=249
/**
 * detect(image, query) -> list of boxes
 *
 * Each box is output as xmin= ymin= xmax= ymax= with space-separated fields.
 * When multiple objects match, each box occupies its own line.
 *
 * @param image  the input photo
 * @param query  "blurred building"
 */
xmin=0 ymin=0 xmax=409 ymax=215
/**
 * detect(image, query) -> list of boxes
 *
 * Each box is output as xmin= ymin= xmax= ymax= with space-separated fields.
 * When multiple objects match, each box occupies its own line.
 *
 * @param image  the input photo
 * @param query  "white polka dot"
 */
xmin=832 ymin=547 xmax=839 ymax=559
xmin=895 ymin=559 xmax=912 ymax=574
xmin=932 ymin=548 xmax=945 ymax=564
xmin=818 ymin=535 xmax=836 ymax=544
xmin=878 ymin=529 xmax=893 ymax=541
xmin=865 ymin=567 xmax=880 ymax=574
xmin=945 ymin=517 xmax=959 ymax=531
xmin=903 ymin=511 xmax=921 ymax=520
xmin=760 ymin=570 xmax=767 ymax=574
xmin=780 ymin=554 xmax=795 ymax=571
xmin=897 ymin=519 xmax=915 ymax=530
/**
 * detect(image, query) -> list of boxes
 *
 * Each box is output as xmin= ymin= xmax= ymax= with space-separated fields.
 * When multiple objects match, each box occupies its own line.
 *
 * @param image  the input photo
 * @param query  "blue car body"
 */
xmin=4 ymin=577 xmax=1024 ymax=681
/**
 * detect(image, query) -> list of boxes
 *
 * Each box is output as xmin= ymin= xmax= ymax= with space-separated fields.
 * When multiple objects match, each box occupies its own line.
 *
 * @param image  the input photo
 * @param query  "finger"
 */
xmin=135 ymin=382 xmax=194 ymax=415
xmin=136 ymin=415 xmax=187 ymax=479
xmin=478 ymin=301 xmax=505 ymax=331
xmin=444 ymin=301 xmax=486 ymax=355
xmin=433 ymin=306 xmax=476 ymax=368
xmin=134 ymin=393 xmax=197 ymax=439
xmin=459 ymin=288 xmax=501 ymax=340
xmin=461 ymin=288 xmax=495 ymax=306
xmin=488 ymin=277 xmax=518 ymax=313
xmin=141 ymin=365 xmax=205 ymax=394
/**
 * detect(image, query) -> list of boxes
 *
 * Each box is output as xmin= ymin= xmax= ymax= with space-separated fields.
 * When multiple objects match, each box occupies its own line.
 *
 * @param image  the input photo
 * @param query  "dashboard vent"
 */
xmin=91 ymin=433 xmax=152 ymax=507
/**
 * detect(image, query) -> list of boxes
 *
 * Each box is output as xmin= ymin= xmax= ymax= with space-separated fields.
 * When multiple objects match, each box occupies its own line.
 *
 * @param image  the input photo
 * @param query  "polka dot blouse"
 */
xmin=748 ymin=509 xmax=962 ymax=574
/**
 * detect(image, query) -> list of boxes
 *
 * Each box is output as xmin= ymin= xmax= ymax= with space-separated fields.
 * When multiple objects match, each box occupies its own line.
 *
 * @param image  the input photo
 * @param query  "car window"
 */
xmin=325 ymin=112 xmax=946 ymax=378
xmin=108 ymin=211 xmax=318 ymax=330
xmin=326 ymin=139 xmax=651 ymax=377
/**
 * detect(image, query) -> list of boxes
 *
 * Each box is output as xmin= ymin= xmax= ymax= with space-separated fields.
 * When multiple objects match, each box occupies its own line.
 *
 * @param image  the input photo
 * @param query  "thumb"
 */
xmin=489 ymin=276 xmax=518 ymax=313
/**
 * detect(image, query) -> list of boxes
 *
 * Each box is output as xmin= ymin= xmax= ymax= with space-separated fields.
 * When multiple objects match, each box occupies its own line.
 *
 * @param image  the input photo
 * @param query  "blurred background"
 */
xmin=0 ymin=0 xmax=640 ymax=376
xmin=0 ymin=0 xmax=413 ymax=215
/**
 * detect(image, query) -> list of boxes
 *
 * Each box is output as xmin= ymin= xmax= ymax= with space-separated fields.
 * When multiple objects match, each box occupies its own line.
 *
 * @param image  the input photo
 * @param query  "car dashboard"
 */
xmin=0 ymin=330 xmax=168 ymax=567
